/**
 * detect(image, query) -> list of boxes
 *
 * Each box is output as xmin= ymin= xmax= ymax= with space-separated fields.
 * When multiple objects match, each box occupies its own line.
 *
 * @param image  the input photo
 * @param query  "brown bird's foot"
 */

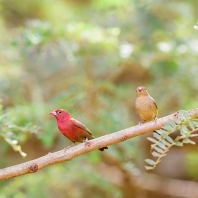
xmin=83 ymin=138 xmax=91 ymax=147
xmin=154 ymin=117 xmax=158 ymax=124
xmin=138 ymin=121 xmax=145 ymax=126
xmin=64 ymin=143 xmax=75 ymax=153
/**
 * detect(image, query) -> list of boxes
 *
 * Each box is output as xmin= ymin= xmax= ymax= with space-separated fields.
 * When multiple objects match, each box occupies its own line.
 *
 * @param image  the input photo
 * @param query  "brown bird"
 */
xmin=135 ymin=86 xmax=158 ymax=123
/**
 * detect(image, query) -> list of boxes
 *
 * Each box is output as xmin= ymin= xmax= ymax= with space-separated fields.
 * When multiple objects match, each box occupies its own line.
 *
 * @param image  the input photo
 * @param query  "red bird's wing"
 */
xmin=70 ymin=118 xmax=93 ymax=136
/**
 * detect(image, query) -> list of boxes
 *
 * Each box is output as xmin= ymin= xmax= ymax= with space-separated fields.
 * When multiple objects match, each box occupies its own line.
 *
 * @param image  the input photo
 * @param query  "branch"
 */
xmin=1 ymin=108 xmax=198 ymax=180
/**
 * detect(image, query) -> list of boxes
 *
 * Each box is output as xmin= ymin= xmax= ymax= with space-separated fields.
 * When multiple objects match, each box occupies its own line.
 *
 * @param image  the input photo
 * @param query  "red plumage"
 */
xmin=50 ymin=109 xmax=108 ymax=151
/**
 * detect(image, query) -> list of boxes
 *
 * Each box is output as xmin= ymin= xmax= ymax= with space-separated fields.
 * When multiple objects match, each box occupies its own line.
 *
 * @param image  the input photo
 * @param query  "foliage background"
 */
xmin=0 ymin=0 xmax=198 ymax=197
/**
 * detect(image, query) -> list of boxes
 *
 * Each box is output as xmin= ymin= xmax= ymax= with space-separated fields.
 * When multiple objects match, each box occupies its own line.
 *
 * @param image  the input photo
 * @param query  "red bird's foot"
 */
xmin=154 ymin=117 xmax=158 ymax=124
xmin=64 ymin=143 xmax=75 ymax=153
xmin=83 ymin=138 xmax=91 ymax=147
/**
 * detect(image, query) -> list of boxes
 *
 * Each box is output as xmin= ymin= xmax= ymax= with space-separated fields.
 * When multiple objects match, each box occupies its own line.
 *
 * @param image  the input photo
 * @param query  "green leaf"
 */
xmin=147 ymin=137 xmax=158 ymax=144
xmin=178 ymin=113 xmax=185 ymax=120
xmin=155 ymin=141 xmax=166 ymax=150
xmin=174 ymin=141 xmax=183 ymax=146
xmin=183 ymin=138 xmax=196 ymax=144
xmin=152 ymin=151 xmax=161 ymax=157
xmin=174 ymin=118 xmax=181 ymax=124
xmin=179 ymin=127 xmax=184 ymax=135
xmin=145 ymin=159 xmax=156 ymax=165
xmin=188 ymin=120 xmax=195 ymax=130
xmin=190 ymin=134 xmax=198 ymax=137
xmin=188 ymin=140 xmax=196 ymax=145
xmin=156 ymin=129 xmax=166 ymax=135
xmin=153 ymin=132 xmax=161 ymax=140
xmin=145 ymin=166 xmax=154 ymax=170
xmin=163 ymin=123 xmax=174 ymax=131
xmin=182 ymin=125 xmax=189 ymax=132
xmin=160 ymin=139 xmax=170 ymax=146
xmin=170 ymin=120 xmax=176 ymax=129
xmin=180 ymin=125 xmax=189 ymax=135
xmin=164 ymin=134 xmax=174 ymax=143
xmin=193 ymin=121 xmax=198 ymax=127
xmin=20 ymin=150 xmax=27 ymax=157
xmin=181 ymin=110 xmax=190 ymax=119
xmin=152 ymin=145 xmax=164 ymax=153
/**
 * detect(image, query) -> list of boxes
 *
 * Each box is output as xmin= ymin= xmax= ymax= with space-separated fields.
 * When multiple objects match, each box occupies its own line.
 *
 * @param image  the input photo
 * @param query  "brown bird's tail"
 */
xmin=99 ymin=147 xmax=108 ymax=151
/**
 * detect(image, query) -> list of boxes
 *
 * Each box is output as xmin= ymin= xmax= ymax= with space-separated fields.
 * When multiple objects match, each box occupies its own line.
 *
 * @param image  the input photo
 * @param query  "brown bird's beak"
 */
xmin=50 ymin=111 xmax=57 ymax=116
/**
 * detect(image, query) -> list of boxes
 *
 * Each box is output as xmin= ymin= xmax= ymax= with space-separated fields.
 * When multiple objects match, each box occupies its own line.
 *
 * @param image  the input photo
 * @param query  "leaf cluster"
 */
xmin=0 ymin=101 xmax=40 ymax=157
xmin=145 ymin=110 xmax=198 ymax=170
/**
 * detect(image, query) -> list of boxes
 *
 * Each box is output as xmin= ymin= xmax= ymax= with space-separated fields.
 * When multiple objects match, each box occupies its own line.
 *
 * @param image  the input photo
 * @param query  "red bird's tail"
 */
xmin=99 ymin=146 xmax=108 ymax=151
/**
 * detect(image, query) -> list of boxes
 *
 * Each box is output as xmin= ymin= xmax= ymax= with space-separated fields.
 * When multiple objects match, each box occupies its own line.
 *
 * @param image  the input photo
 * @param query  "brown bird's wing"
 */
xmin=152 ymin=98 xmax=158 ymax=109
xmin=70 ymin=118 xmax=93 ymax=136
xmin=150 ymin=96 xmax=158 ymax=117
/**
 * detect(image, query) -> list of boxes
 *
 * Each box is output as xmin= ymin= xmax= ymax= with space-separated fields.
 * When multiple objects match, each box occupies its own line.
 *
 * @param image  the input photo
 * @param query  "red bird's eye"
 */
xmin=58 ymin=111 xmax=62 ymax=114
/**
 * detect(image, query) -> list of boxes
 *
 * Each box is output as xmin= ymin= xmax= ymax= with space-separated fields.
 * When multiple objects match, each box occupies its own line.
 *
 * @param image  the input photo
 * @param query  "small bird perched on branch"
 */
xmin=50 ymin=109 xmax=108 ymax=151
xmin=135 ymin=86 xmax=158 ymax=123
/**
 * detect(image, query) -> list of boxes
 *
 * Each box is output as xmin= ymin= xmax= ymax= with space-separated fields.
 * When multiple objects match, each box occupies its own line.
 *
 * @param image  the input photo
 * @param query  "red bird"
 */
xmin=50 ymin=109 xmax=108 ymax=151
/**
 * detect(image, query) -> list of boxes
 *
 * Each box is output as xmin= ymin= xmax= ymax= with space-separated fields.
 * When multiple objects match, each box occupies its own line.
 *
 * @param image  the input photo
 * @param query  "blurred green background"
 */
xmin=0 ymin=0 xmax=198 ymax=197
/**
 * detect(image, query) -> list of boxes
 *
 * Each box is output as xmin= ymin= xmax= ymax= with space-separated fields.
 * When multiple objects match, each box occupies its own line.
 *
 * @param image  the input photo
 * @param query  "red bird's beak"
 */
xmin=50 ymin=111 xmax=57 ymax=116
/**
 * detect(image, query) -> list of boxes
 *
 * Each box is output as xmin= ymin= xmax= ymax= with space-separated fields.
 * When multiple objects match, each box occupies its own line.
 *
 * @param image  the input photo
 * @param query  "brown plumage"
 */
xmin=135 ymin=86 xmax=158 ymax=122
